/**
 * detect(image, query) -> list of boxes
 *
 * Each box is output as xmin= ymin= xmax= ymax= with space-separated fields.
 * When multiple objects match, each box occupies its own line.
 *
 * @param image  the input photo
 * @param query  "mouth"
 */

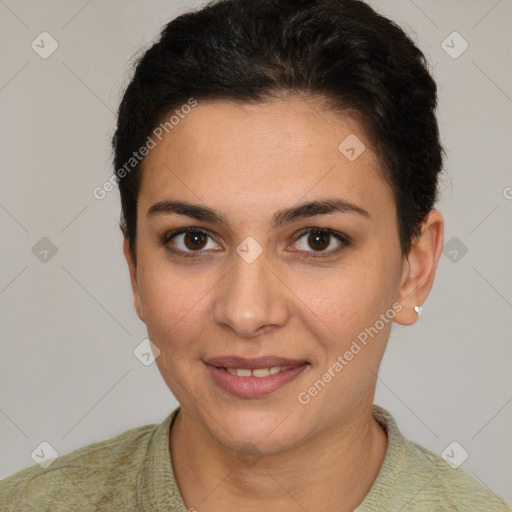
xmin=204 ymin=356 xmax=310 ymax=398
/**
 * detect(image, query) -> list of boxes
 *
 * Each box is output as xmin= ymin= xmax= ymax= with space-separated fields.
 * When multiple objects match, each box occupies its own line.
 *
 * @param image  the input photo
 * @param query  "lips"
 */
xmin=204 ymin=356 xmax=309 ymax=398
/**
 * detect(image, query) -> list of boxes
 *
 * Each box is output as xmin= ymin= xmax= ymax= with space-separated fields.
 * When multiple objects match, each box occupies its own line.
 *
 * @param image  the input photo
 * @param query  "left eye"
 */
xmin=291 ymin=228 xmax=349 ymax=255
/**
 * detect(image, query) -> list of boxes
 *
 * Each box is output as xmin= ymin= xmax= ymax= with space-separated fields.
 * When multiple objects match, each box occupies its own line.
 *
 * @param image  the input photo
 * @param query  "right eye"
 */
xmin=162 ymin=228 xmax=222 ymax=258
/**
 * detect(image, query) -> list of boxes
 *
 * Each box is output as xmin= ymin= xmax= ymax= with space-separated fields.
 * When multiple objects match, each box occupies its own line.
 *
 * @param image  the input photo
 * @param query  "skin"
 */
xmin=123 ymin=95 xmax=444 ymax=511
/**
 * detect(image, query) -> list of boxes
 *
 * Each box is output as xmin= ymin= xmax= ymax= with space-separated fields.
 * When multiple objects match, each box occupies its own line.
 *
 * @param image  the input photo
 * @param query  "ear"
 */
xmin=123 ymin=237 xmax=145 ymax=323
xmin=394 ymin=209 xmax=444 ymax=326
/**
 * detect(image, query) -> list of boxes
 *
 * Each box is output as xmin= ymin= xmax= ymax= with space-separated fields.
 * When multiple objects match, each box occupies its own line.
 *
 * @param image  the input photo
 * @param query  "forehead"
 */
xmin=137 ymin=97 xmax=393 ymax=223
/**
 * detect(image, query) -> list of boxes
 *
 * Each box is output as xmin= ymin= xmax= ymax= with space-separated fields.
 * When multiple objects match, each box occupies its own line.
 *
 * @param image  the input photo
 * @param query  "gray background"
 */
xmin=1 ymin=0 xmax=511 ymax=502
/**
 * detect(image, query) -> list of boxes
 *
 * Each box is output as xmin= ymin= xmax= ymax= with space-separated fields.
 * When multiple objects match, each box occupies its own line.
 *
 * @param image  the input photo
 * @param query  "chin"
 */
xmin=203 ymin=404 xmax=308 ymax=455
xmin=221 ymin=427 xmax=302 ymax=458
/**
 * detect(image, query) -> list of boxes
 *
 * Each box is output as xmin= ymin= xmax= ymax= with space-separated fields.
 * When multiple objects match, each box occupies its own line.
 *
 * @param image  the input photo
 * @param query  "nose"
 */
xmin=212 ymin=249 xmax=290 ymax=339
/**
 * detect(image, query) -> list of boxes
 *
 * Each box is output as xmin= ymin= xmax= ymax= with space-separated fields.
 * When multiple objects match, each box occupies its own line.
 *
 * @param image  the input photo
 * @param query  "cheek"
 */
xmin=137 ymin=260 xmax=213 ymax=352
xmin=290 ymin=254 xmax=396 ymax=344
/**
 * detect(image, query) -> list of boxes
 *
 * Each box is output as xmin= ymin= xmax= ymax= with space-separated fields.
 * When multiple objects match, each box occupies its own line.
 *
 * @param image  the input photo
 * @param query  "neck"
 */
xmin=169 ymin=403 xmax=388 ymax=512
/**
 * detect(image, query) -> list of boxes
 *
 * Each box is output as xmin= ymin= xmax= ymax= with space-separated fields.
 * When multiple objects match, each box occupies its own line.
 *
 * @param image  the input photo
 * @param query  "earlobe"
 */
xmin=394 ymin=209 xmax=444 ymax=326
xmin=123 ymin=237 xmax=145 ymax=323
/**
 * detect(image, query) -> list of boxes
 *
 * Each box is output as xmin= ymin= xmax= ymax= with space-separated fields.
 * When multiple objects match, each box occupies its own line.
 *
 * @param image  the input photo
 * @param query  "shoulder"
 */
xmin=0 ymin=421 xmax=160 ymax=512
xmin=403 ymin=438 xmax=512 ymax=511
xmin=369 ymin=405 xmax=512 ymax=511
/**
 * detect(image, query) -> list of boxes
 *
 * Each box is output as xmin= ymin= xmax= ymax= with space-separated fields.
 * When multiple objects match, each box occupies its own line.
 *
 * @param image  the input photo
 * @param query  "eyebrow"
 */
xmin=147 ymin=198 xmax=371 ymax=229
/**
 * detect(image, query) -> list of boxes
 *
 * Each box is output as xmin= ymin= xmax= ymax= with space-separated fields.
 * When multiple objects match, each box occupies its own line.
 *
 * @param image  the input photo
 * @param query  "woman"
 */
xmin=1 ymin=0 xmax=510 ymax=510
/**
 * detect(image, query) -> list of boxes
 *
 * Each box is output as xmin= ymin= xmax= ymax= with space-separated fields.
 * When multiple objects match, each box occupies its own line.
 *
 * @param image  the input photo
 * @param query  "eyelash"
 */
xmin=161 ymin=227 xmax=350 ymax=259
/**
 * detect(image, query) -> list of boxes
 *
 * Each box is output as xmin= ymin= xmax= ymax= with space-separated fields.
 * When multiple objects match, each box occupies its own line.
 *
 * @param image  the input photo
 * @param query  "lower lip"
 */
xmin=205 ymin=363 xmax=309 ymax=398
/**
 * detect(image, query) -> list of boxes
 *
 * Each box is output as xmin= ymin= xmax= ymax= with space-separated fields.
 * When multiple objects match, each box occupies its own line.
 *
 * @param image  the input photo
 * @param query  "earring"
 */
xmin=414 ymin=305 xmax=422 ymax=317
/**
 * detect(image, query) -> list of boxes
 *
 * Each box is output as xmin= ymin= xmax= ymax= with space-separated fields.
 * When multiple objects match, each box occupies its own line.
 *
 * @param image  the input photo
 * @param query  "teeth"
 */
xmin=224 ymin=366 xmax=296 ymax=377
xmin=252 ymin=368 xmax=270 ymax=377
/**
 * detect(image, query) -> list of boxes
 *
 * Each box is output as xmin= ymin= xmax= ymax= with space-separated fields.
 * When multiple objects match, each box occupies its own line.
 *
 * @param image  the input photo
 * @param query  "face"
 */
xmin=125 ymin=96 xmax=410 ymax=454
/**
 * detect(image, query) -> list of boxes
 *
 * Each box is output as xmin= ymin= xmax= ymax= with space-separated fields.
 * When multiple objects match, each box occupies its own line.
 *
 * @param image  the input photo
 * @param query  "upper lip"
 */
xmin=205 ymin=356 xmax=309 ymax=369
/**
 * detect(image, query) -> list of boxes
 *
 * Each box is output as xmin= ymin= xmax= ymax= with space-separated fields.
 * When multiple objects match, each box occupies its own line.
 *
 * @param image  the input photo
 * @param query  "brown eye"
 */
xmin=292 ymin=228 xmax=349 ymax=256
xmin=306 ymin=232 xmax=331 ymax=251
xmin=163 ymin=228 xmax=221 ymax=256
xmin=183 ymin=231 xmax=208 ymax=250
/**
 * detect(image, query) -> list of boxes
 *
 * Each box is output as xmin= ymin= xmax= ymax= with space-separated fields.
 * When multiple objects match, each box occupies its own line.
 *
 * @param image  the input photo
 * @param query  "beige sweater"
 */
xmin=1 ymin=404 xmax=510 ymax=511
